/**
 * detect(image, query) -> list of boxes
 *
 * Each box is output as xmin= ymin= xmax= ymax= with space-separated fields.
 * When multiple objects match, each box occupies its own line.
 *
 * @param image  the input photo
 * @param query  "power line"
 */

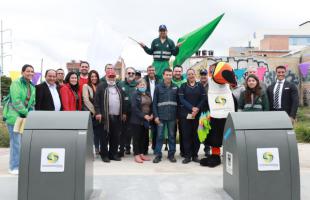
xmin=0 ymin=20 xmax=12 ymax=105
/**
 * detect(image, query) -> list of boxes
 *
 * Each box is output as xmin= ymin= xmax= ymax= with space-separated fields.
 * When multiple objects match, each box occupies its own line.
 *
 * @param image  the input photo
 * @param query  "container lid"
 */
xmin=227 ymin=111 xmax=293 ymax=130
xmin=24 ymin=111 xmax=91 ymax=130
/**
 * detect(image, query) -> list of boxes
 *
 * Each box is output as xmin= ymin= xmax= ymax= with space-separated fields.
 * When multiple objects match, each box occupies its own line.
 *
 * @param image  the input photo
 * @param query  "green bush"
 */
xmin=295 ymin=124 xmax=310 ymax=143
xmin=294 ymin=106 xmax=310 ymax=143
xmin=0 ymin=123 xmax=9 ymax=147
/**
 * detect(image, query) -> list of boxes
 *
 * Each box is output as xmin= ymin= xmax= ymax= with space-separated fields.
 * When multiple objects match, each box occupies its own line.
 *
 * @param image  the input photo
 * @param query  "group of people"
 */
xmin=3 ymin=60 xmax=299 ymax=174
xmin=3 ymin=24 xmax=299 ymax=175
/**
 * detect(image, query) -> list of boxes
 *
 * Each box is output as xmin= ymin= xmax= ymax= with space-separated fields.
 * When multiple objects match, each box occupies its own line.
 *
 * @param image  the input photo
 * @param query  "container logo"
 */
xmin=47 ymin=152 xmax=59 ymax=163
xmin=215 ymin=96 xmax=227 ymax=105
xmin=257 ymin=148 xmax=280 ymax=171
xmin=263 ymin=152 xmax=274 ymax=163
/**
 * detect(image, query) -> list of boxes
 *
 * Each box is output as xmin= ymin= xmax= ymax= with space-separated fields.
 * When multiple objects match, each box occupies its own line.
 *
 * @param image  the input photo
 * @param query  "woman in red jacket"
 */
xmin=60 ymin=72 xmax=82 ymax=111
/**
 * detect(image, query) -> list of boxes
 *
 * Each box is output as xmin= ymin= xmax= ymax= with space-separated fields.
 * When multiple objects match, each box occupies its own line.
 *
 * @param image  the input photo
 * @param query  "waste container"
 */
xmin=223 ymin=111 xmax=300 ymax=200
xmin=18 ymin=111 xmax=94 ymax=200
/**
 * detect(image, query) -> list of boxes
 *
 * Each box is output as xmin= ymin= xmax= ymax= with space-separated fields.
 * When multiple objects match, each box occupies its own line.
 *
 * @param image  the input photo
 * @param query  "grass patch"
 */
xmin=295 ymin=106 xmax=310 ymax=143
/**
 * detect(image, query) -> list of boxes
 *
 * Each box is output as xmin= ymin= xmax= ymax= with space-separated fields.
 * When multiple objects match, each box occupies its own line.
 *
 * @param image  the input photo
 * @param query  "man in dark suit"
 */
xmin=267 ymin=65 xmax=299 ymax=123
xmin=35 ymin=69 xmax=62 ymax=111
xmin=144 ymin=65 xmax=160 ymax=153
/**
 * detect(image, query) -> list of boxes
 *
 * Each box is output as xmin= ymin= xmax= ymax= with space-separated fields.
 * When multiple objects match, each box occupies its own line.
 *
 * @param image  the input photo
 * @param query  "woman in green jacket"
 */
xmin=239 ymin=74 xmax=269 ymax=112
xmin=3 ymin=64 xmax=36 ymax=175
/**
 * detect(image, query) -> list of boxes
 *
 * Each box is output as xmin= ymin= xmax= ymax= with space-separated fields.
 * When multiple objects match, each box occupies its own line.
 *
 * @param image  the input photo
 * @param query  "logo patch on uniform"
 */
xmin=215 ymin=96 xmax=227 ymax=105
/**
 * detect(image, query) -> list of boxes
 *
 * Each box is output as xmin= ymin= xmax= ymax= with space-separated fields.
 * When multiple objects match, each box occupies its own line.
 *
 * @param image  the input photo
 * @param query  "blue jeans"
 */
xmin=155 ymin=120 xmax=176 ymax=158
xmin=7 ymin=124 xmax=21 ymax=171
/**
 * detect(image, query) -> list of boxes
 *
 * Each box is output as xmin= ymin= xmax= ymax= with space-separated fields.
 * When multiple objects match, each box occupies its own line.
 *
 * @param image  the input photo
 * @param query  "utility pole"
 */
xmin=0 ymin=20 xmax=12 ymax=106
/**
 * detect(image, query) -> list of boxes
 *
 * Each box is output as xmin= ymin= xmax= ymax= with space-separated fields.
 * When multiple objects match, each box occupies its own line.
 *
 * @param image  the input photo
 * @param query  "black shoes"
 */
xmin=182 ymin=158 xmax=191 ymax=164
xmin=192 ymin=156 xmax=200 ymax=163
xmin=110 ymin=155 xmax=121 ymax=161
xmin=125 ymin=149 xmax=131 ymax=155
xmin=200 ymin=155 xmax=221 ymax=167
xmin=153 ymin=156 xmax=162 ymax=163
xmin=118 ymin=151 xmax=124 ymax=157
xmin=168 ymin=156 xmax=177 ymax=163
xmin=101 ymin=156 xmax=110 ymax=163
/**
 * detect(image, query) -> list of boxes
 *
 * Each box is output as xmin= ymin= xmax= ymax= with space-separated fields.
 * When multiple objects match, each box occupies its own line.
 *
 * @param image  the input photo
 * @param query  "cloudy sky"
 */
xmin=0 ymin=0 xmax=308 ymax=74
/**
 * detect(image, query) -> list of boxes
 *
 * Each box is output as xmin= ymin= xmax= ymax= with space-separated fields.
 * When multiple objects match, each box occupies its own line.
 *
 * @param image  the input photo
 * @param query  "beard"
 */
xmin=107 ymin=80 xmax=116 ymax=86
xmin=127 ymin=76 xmax=135 ymax=81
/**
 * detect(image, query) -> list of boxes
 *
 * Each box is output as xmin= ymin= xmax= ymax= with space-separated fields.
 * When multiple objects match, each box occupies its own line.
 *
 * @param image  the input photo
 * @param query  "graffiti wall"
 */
xmin=191 ymin=56 xmax=307 ymax=104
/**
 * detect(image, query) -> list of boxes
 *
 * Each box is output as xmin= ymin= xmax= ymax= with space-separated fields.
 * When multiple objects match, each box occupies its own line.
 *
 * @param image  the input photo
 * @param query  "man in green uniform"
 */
xmin=118 ymin=67 xmax=137 ymax=156
xmin=139 ymin=25 xmax=182 ymax=79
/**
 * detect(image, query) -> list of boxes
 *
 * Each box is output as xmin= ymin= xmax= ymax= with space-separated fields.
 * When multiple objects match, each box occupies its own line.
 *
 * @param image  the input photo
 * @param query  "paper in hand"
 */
xmin=13 ymin=117 xmax=26 ymax=134
xmin=186 ymin=114 xmax=195 ymax=120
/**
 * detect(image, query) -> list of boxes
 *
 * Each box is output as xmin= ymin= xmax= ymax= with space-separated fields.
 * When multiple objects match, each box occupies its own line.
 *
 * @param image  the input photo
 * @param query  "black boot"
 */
xmin=200 ymin=155 xmax=221 ymax=167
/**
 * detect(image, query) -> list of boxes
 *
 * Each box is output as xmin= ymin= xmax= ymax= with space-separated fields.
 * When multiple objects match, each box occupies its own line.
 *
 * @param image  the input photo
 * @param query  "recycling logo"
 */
xmin=47 ymin=152 xmax=59 ymax=164
xmin=263 ymin=152 xmax=274 ymax=163
xmin=215 ymin=96 xmax=227 ymax=106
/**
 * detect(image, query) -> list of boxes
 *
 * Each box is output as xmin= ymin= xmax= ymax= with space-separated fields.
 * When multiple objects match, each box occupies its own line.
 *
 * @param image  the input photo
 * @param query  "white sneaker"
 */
xmin=8 ymin=169 xmax=19 ymax=175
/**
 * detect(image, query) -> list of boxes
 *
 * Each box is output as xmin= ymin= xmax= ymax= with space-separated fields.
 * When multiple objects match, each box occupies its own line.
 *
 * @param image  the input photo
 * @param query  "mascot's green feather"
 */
xmin=197 ymin=111 xmax=211 ymax=142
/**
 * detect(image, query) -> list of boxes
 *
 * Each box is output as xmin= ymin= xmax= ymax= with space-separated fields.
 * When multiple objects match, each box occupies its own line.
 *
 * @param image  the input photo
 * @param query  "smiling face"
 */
xmin=22 ymin=66 xmax=34 ymax=82
xmin=187 ymin=69 xmax=196 ymax=82
xmin=126 ymin=68 xmax=135 ymax=81
xmin=69 ymin=74 xmax=78 ymax=86
xmin=90 ymin=72 xmax=98 ymax=85
xmin=200 ymin=74 xmax=208 ymax=84
xmin=147 ymin=66 xmax=155 ymax=78
xmin=163 ymin=71 xmax=172 ymax=83
xmin=173 ymin=67 xmax=182 ymax=80
xmin=80 ymin=62 xmax=89 ymax=76
xmin=247 ymin=77 xmax=258 ymax=89
xmin=45 ymin=70 xmax=57 ymax=85
xmin=56 ymin=69 xmax=65 ymax=81
xmin=276 ymin=67 xmax=286 ymax=81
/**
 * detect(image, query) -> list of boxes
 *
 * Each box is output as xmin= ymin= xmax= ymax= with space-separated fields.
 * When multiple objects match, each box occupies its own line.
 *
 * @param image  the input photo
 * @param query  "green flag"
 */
xmin=173 ymin=13 xmax=224 ymax=66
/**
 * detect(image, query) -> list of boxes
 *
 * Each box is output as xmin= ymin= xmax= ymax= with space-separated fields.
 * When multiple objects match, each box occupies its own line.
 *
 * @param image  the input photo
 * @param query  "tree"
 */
xmin=1 ymin=76 xmax=12 ymax=101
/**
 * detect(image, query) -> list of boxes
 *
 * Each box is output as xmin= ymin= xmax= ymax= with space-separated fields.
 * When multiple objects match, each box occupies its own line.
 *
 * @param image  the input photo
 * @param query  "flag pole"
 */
xmin=40 ymin=58 xmax=43 ymax=83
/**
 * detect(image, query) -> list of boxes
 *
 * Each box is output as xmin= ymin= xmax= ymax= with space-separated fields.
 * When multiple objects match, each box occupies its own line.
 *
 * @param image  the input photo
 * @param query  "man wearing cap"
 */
xmin=100 ymin=64 xmax=114 ymax=83
xmin=199 ymin=69 xmax=209 ymax=93
xmin=139 ymin=25 xmax=182 ymax=79
xmin=94 ymin=69 xmax=127 ymax=162
xmin=135 ymin=70 xmax=142 ymax=81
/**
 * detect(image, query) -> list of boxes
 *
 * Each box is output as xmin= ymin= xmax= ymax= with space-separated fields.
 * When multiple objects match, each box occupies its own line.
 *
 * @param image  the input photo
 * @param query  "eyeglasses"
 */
xmin=128 ymin=72 xmax=135 ymax=75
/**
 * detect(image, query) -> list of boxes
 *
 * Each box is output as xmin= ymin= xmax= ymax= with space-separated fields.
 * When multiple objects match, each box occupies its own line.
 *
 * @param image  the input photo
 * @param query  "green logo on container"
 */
xmin=263 ymin=152 xmax=274 ymax=163
xmin=215 ymin=96 xmax=227 ymax=106
xmin=47 ymin=152 xmax=59 ymax=163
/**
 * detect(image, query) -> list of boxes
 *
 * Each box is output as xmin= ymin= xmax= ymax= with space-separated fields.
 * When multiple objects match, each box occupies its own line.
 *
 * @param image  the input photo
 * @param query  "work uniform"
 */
xmin=143 ymin=37 xmax=179 ymax=79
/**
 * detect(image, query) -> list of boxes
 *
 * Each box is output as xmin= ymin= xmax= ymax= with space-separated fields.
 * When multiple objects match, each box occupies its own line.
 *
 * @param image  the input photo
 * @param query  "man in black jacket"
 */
xmin=152 ymin=68 xmax=178 ymax=163
xmin=267 ymin=65 xmax=299 ymax=123
xmin=94 ymin=69 xmax=127 ymax=162
xmin=144 ymin=65 xmax=160 ymax=152
xmin=35 ymin=69 xmax=62 ymax=111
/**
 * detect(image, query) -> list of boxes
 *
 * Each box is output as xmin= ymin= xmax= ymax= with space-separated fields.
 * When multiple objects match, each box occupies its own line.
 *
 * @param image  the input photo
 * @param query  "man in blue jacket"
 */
xmin=152 ymin=68 xmax=178 ymax=163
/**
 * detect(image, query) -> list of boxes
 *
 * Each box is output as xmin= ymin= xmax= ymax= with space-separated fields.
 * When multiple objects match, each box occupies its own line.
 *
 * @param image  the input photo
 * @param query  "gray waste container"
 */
xmin=223 ymin=111 xmax=300 ymax=200
xmin=18 ymin=111 xmax=94 ymax=200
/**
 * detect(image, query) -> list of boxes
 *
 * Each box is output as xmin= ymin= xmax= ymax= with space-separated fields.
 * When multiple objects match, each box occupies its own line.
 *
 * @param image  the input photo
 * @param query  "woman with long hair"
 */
xmin=3 ymin=64 xmax=36 ymax=175
xmin=239 ymin=74 xmax=269 ymax=111
xmin=82 ymin=70 xmax=102 ymax=156
xmin=60 ymin=71 xmax=82 ymax=111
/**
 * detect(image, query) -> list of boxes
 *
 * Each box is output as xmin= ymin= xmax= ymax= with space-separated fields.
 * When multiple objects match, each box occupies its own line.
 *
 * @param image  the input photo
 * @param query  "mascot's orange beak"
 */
xmin=212 ymin=62 xmax=237 ymax=87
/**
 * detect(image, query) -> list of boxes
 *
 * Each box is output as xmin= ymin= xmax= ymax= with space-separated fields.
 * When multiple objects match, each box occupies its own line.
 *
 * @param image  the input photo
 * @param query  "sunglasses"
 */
xmin=128 ymin=72 xmax=135 ymax=75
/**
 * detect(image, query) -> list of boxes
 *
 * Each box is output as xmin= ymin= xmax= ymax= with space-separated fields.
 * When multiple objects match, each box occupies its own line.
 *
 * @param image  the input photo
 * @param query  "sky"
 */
xmin=0 ymin=0 xmax=309 ymax=75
